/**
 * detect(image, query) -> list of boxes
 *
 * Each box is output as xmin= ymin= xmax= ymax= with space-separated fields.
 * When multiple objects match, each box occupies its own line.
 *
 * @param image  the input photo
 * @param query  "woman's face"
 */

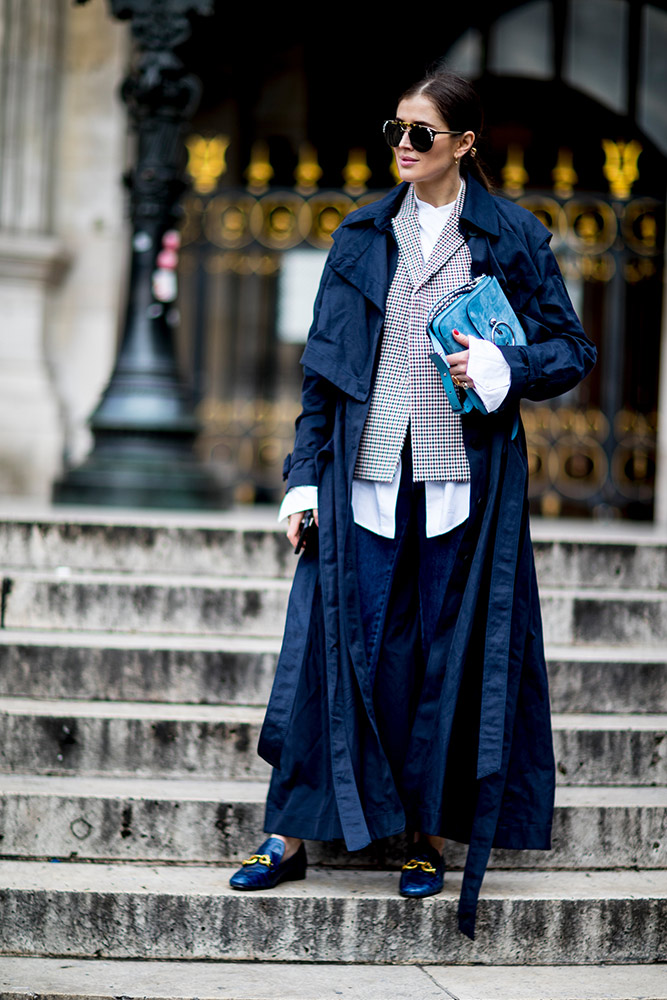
xmin=393 ymin=93 xmax=468 ymax=191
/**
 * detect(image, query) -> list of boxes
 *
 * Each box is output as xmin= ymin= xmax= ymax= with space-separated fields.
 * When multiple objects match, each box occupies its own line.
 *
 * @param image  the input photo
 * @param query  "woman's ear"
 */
xmin=457 ymin=131 xmax=476 ymax=158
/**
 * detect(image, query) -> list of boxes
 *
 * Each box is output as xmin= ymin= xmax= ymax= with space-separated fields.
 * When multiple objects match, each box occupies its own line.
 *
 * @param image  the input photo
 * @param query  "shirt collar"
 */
xmin=339 ymin=174 xmax=499 ymax=236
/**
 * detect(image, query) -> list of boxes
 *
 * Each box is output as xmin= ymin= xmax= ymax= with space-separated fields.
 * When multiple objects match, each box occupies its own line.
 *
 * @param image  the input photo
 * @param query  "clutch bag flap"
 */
xmin=428 ymin=274 xmax=527 ymax=355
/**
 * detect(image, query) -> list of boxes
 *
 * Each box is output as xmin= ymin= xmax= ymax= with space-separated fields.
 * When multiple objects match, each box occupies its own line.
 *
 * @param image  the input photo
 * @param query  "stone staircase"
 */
xmin=0 ymin=508 xmax=665 ymax=999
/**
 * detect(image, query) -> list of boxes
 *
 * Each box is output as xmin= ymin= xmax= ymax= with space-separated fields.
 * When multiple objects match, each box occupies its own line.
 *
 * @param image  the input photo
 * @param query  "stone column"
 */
xmin=0 ymin=0 xmax=69 ymax=498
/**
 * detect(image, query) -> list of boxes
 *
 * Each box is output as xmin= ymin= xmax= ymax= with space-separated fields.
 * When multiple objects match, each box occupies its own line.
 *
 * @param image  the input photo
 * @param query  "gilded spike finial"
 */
xmin=343 ymin=149 xmax=371 ymax=195
xmin=552 ymin=148 xmax=577 ymax=199
xmin=295 ymin=143 xmax=322 ymax=194
xmin=602 ymin=139 xmax=642 ymax=200
xmin=502 ymin=145 xmax=529 ymax=196
xmin=245 ymin=141 xmax=274 ymax=194
xmin=185 ymin=134 xmax=229 ymax=194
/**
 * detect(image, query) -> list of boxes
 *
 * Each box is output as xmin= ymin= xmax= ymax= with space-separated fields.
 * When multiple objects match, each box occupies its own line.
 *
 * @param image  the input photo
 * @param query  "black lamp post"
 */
xmin=54 ymin=0 xmax=231 ymax=509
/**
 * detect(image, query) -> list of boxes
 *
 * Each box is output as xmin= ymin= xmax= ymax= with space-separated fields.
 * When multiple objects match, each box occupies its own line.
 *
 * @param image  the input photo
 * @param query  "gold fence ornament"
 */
xmin=552 ymin=148 xmax=577 ymax=199
xmin=518 ymin=195 xmax=566 ymax=245
xmin=622 ymin=199 xmax=662 ymax=256
xmin=502 ymin=145 xmax=529 ymax=197
xmin=602 ymin=139 xmax=642 ymax=200
xmin=250 ymin=193 xmax=310 ymax=249
xmin=343 ymin=148 xmax=372 ymax=195
xmin=305 ymin=192 xmax=355 ymax=248
xmin=203 ymin=195 xmax=256 ymax=250
xmin=295 ymin=143 xmax=323 ymax=195
xmin=185 ymin=134 xmax=229 ymax=194
xmin=565 ymin=199 xmax=617 ymax=255
xmin=246 ymin=141 xmax=275 ymax=194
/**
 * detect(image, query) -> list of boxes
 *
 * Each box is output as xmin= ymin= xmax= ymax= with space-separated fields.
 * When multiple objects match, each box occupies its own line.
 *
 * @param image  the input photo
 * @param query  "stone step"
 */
xmin=0 ymin=862 xmax=664 ymax=964
xmin=0 ymin=700 xmax=665 ymax=785
xmin=0 ymin=774 xmax=664 ymax=870
xmin=530 ymin=527 xmax=667 ymax=591
xmin=546 ymin=645 xmax=667 ymax=714
xmin=3 ymin=572 xmax=667 ymax=645
xmin=2 ymin=570 xmax=292 ymax=636
xmin=0 ymin=959 xmax=665 ymax=1000
xmin=542 ymin=588 xmax=667 ymax=646
xmin=1 ymin=631 xmax=665 ymax=713
xmin=1 ymin=508 xmax=666 ymax=589
xmin=0 ymin=508 xmax=293 ymax=578
xmin=0 ymin=630 xmax=280 ymax=706
xmin=0 ymin=699 xmax=269 ymax=780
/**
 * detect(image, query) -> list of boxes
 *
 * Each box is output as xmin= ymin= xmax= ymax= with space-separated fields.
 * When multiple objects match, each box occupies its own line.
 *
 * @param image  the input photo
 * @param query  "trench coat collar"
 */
xmin=339 ymin=173 xmax=500 ymax=237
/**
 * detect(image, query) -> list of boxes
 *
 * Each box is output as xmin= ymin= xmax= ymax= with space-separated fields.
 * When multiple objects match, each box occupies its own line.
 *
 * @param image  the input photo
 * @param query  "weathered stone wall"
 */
xmin=0 ymin=0 xmax=127 ymax=499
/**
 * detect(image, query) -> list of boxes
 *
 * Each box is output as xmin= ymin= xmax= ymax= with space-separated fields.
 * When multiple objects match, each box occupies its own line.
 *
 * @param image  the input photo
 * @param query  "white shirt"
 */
xmin=279 ymin=188 xmax=512 ymax=538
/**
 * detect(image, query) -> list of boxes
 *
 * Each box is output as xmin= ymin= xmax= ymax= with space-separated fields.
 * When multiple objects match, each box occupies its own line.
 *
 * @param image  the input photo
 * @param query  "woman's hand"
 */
xmin=286 ymin=509 xmax=319 ymax=550
xmin=445 ymin=329 xmax=476 ymax=389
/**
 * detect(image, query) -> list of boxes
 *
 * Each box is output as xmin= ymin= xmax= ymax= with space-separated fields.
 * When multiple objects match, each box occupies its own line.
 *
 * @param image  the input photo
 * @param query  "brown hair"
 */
xmin=399 ymin=71 xmax=492 ymax=191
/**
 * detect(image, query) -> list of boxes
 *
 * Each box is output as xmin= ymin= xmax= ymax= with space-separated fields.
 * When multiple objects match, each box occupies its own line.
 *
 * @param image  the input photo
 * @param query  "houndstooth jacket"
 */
xmin=354 ymin=181 xmax=472 ymax=483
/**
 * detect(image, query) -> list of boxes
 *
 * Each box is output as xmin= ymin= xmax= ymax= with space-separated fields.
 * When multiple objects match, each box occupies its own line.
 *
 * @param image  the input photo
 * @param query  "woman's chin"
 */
xmin=397 ymin=165 xmax=416 ymax=183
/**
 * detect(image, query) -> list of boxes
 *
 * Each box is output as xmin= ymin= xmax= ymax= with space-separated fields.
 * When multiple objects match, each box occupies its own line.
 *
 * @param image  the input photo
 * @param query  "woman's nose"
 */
xmin=398 ymin=127 xmax=413 ymax=149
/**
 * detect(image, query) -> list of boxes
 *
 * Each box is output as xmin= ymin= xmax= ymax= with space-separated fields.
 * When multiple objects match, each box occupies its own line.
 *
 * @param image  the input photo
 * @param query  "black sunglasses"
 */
xmin=383 ymin=119 xmax=463 ymax=153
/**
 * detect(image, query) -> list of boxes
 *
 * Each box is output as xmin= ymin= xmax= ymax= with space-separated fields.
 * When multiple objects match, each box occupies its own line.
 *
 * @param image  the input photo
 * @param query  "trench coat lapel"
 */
xmin=327 ymin=226 xmax=392 ymax=314
xmin=327 ymin=184 xmax=407 ymax=313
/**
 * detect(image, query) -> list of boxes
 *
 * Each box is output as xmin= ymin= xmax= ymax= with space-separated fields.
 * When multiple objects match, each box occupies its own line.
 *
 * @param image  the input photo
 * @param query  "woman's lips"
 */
xmin=399 ymin=156 xmax=418 ymax=166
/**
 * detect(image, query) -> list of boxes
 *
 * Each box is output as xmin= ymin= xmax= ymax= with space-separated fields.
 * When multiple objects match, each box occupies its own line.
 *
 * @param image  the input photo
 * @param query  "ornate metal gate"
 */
xmin=178 ymin=136 xmax=664 ymax=517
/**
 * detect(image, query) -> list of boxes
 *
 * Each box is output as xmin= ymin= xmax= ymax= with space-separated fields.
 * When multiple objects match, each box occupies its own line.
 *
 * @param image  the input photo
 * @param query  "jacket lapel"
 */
xmin=417 ymin=181 xmax=467 ymax=289
xmin=390 ymin=185 xmax=423 ymax=287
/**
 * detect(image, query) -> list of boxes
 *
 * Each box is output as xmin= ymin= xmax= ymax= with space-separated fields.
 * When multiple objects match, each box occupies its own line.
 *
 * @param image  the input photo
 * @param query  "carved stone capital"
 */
xmin=0 ymin=233 xmax=71 ymax=285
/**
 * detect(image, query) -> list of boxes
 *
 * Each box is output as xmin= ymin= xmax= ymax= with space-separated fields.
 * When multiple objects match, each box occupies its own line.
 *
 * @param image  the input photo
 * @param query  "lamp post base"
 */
xmin=53 ymin=434 xmax=233 ymax=511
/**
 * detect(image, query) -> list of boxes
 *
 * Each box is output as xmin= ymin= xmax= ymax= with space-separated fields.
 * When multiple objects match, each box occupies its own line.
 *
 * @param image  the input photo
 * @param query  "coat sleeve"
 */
xmin=497 ymin=236 xmax=596 ymax=404
xmin=285 ymin=368 xmax=336 ymax=490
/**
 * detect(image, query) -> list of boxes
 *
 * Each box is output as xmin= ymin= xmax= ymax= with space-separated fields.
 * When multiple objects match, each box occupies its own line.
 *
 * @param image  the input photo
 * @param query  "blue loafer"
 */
xmin=229 ymin=837 xmax=307 ymax=891
xmin=399 ymin=841 xmax=445 ymax=898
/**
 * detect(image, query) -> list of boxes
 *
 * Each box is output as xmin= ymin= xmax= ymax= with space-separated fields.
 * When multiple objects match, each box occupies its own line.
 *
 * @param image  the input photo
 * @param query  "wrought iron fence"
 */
xmin=177 ymin=136 xmax=664 ymax=518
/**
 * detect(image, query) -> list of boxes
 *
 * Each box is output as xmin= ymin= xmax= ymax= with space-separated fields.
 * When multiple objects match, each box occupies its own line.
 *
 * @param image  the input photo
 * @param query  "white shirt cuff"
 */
xmin=277 ymin=485 xmax=318 ymax=522
xmin=467 ymin=336 xmax=511 ymax=412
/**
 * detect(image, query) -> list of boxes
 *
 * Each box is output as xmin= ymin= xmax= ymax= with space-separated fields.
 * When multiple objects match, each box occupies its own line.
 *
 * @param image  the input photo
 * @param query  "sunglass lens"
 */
xmin=384 ymin=122 xmax=403 ymax=147
xmin=409 ymin=126 xmax=433 ymax=152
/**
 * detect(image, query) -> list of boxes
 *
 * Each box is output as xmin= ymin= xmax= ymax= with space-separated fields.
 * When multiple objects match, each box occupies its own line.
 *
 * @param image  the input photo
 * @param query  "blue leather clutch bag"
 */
xmin=427 ymin=274 xmax=526 ymax=414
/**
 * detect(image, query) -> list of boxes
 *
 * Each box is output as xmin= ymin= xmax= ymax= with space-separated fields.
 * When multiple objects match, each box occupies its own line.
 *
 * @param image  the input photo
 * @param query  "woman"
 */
xmin=229 ymin=71 xmax=596 ymax=939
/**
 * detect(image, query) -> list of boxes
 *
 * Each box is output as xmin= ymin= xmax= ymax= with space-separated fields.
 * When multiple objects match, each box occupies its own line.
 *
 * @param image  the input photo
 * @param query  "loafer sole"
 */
xmin=399 ymin=880 xmax=443 ymax=899
xmin=230 ymin=869 xmax=307 ymax=891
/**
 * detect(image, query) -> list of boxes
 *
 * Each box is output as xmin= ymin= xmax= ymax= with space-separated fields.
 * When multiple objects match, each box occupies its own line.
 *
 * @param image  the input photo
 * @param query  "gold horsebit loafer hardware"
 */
xmin=241 ymin=853 xmax=273 ymax=867
xmin=402 ymin=858 xmax=437 ymax=873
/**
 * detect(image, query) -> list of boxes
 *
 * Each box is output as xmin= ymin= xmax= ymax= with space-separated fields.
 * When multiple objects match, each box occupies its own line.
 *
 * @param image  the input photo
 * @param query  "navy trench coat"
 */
xmin=258 ymin=175 xmax=596 ymax=938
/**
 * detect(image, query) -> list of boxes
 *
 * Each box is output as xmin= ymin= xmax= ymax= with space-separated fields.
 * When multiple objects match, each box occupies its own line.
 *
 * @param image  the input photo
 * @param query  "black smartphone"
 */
xmin=294 ymin=510 xmax=314 ymax=554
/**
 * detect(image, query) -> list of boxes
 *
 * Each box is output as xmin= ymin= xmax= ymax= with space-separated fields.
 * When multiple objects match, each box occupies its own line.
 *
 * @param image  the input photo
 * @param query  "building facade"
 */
xmin=0 ymin=0 xmax=665 ymax=520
